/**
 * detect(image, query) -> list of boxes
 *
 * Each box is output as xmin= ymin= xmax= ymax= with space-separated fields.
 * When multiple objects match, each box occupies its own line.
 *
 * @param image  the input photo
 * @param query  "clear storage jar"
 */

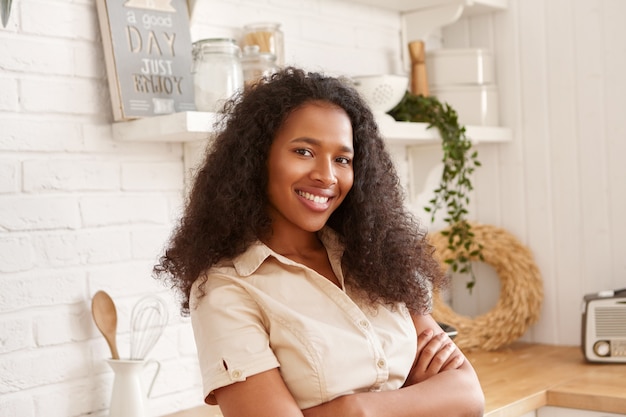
xmin=242 ymin=22 xmax=284 ymax=66
xmin=241 ymin=45 xmax=278 ymax=86
xmin=192 ymin=38 xmax=243 ymax=112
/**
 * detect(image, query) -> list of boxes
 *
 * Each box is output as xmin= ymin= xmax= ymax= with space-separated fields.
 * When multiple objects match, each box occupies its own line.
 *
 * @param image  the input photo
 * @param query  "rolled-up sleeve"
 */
xmin=190 ymin=274 xmax=280 ymax=405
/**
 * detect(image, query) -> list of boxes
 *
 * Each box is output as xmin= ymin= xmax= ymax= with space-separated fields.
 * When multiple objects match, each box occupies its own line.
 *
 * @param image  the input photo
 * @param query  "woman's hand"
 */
xmin=403 ymin=318 xmax=465 ymax=386
xmin=303 ymin=316 xmax=476 ymax=417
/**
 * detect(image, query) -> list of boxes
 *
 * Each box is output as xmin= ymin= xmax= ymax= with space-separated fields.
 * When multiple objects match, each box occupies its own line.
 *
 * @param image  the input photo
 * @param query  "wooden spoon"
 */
xmin=91 ymin=290 xmax=120 ymax=359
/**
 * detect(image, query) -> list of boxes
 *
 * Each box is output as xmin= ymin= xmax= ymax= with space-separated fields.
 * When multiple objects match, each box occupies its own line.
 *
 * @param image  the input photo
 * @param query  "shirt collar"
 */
xmin=232 ymin=227 xmax=344 ymax=278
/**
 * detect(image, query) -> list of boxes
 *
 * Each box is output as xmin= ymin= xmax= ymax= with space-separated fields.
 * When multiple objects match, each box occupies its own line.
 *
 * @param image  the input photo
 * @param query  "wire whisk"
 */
xmin=130 ymin=295 xmax=169 ymax=360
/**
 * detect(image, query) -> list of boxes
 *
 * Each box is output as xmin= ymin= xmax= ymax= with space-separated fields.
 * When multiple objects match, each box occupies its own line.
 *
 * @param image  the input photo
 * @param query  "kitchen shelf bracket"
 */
xmin=401 ymin=3 xmax=464 ymax=42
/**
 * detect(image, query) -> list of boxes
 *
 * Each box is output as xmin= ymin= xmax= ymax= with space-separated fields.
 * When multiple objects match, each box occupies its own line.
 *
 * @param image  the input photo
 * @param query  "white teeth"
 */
xmin=298 ymin=191 xmax=329 ymax=203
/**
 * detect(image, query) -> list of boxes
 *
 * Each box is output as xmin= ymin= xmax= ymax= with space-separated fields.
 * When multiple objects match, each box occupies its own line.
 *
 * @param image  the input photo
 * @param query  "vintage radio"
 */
xmin=581 ymin=288 xmax=626 ymax=363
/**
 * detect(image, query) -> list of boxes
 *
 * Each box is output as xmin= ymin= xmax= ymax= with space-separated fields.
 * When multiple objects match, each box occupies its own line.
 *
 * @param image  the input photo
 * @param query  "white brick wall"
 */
xmin=0 ymin=78 xmax=19 ymax=111
xmin=0 ymin=0 xmax=401 ymax=415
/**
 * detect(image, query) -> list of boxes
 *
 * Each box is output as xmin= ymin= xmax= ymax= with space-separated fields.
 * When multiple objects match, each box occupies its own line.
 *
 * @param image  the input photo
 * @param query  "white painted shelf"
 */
xmin=112 ymin=111 xmax=218 ymax=143
xmin=113 ymin=1 xmax=512 ymax=145
xmin=345 ymin=0 xmax=508 ymax=14
xmin=112 ymin=111 xmax=512 ymax=145
xmin=347 ymin=0 xmax=508 ymax=43
xmin=378 ymin=118 xmax=512 ymax=145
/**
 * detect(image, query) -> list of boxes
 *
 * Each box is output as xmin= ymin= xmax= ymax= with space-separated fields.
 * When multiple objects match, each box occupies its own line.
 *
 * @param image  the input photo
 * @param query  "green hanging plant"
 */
xmin=388 ymin=92 xmax=484 ymax=291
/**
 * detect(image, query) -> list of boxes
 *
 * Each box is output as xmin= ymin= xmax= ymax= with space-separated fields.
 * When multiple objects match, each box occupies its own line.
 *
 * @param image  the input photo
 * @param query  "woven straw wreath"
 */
xmin=428 ymin=223 xmax=544 ymax=351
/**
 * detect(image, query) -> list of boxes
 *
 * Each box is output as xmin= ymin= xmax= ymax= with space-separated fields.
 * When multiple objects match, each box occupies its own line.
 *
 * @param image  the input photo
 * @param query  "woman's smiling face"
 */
xmin=266 ymin=101 xmax=354 ymax=235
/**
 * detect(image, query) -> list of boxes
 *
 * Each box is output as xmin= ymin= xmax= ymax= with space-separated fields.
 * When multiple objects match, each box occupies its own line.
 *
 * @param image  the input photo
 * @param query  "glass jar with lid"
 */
xmin=192 ymin=38 xmax=244 ymax=112
xmin=241 ymin=45 xmax=278 ymax=86
xmin=241 ymin=22 xmax=284 ymax=67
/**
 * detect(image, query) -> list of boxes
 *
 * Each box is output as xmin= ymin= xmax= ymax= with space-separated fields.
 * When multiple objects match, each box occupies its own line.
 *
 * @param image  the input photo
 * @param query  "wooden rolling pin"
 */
xmin=409 ymin=40 xmax=429 ymax=97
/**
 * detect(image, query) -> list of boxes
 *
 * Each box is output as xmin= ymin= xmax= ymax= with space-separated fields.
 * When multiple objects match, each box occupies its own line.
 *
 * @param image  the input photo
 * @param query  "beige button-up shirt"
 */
xmin=190 ymin=228 xmax=419 ymax=409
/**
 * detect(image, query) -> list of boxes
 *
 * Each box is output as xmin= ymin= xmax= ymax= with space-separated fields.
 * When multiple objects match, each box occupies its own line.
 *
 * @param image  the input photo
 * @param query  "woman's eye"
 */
xmin=295 ymin=148 xmax=312 ymax=157
xmin=336 ymin=156 xmax=351 ymax=165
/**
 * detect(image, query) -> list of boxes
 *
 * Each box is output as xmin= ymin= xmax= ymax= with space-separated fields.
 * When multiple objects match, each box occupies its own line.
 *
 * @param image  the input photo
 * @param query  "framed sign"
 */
xmin=96 ymin=0 xmax=196 ymax=121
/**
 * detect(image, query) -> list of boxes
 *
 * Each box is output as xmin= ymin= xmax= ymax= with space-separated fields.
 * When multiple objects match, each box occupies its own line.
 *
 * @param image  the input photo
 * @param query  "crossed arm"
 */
xmin=213 ymin=313 xmax=485 ymax=417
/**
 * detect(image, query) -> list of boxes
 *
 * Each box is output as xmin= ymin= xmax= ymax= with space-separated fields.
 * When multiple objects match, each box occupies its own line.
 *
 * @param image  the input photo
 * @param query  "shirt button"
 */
xmin=231 ymin=370 xmax=242 ymax=379
xmin=377 ymin=359 xmax=386 ymax=369
xmin=359 ymin=319 xmax=369 ymax=328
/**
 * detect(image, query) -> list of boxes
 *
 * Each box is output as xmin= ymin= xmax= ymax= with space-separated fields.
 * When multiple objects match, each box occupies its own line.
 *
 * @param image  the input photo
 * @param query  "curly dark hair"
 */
xmin=153 ymin=67 xmax=446 ymax=315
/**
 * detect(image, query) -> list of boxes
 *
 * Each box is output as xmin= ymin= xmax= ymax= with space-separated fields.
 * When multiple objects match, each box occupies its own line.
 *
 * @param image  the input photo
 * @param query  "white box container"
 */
xmin=426 ymin=48 xmax=494 ymax=87
xmin=430 ymin=85 xmax=499 ymax=126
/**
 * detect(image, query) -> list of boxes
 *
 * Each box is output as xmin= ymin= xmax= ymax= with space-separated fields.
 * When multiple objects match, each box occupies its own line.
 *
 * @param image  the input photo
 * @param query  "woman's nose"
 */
xmin=311 ymin=158 xmax=337 ymax=185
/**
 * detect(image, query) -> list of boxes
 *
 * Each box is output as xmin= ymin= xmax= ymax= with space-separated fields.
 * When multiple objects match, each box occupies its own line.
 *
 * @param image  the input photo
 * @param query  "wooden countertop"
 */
xmin=466 ymin=343 xmax=626 ymax=416
xmin=163 ymin=343 xmax=626 ymax=417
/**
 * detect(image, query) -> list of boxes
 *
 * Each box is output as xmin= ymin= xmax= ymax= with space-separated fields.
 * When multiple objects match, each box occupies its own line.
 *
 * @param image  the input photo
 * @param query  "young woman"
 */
xmin=154 ymin=67 xmax=484 ymax=417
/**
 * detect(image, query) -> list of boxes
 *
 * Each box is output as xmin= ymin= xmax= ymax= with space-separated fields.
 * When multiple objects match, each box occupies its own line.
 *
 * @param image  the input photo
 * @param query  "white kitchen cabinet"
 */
xmin=538 ymin=406 xmax=625 ymax=417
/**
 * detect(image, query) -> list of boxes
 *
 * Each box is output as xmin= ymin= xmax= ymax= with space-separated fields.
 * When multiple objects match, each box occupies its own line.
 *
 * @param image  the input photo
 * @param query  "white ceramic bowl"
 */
xmin=352 ymin=74 xmax=409 ymax=114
